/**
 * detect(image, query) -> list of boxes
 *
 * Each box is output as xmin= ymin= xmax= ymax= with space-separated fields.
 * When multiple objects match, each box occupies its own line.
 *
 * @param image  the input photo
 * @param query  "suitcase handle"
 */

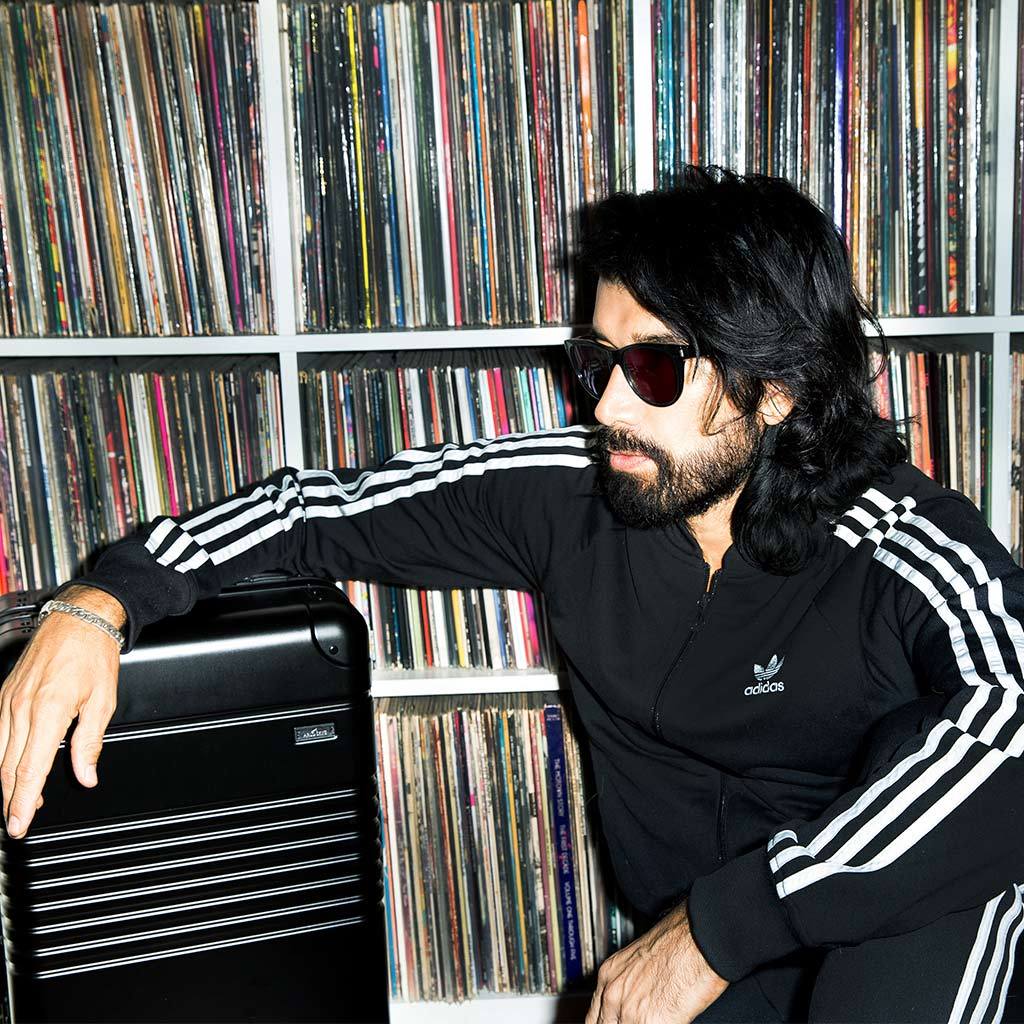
xmin=229 ymin=570 xmax=300 ymax=586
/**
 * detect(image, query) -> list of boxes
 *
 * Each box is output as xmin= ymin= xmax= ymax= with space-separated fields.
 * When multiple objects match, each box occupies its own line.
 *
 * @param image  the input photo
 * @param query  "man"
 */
xmin=3 ymin=166 xmax=1023 ymax=1023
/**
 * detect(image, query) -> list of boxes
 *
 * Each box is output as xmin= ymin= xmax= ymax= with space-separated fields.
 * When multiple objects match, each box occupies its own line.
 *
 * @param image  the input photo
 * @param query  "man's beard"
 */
xmin=590 ymin=414 xmax=764 ymax=529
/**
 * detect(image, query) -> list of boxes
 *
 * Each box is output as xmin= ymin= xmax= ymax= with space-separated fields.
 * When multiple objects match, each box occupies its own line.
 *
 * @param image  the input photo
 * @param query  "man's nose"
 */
xmin=594 ymin=365 xmax=642 ymax=426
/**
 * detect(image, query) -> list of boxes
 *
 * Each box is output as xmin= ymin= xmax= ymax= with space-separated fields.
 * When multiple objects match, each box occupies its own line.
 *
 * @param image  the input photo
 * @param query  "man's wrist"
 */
xmin=54 ymin=584 xmax=128 ymax=632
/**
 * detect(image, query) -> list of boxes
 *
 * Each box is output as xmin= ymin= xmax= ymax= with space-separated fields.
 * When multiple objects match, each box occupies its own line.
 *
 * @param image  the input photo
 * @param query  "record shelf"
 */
xmin=1 ymin=0 xmax=1023 ymax=1020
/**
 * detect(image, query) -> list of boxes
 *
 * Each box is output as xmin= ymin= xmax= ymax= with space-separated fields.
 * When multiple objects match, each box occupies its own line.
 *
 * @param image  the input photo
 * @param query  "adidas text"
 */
xmin=744 ymin=681 xmax=785 ymax=696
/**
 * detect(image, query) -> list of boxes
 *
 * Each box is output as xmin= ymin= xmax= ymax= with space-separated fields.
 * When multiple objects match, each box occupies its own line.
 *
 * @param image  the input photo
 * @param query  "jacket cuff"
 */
xmin=65 ymin=539 xmax=194 ymax=654
xmin=687 ymin=846 xmax=805 ymax=982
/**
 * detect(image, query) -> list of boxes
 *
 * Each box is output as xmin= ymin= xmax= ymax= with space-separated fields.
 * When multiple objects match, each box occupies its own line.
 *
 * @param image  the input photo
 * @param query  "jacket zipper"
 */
xmin=649 ymin=562 xmax=722 ymax=741
xmin=716 ymin=777 xmax=728 ymax=864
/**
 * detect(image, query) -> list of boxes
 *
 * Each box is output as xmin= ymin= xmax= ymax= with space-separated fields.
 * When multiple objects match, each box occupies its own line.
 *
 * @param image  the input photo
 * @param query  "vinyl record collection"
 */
xmin=653 ymin=0 xmax=999 ymax=317
xmin=0 ymin=1 xmax=272 ymax=338
xmin=300 ymin=347 xmax=584 ymax=672
xmin=870 ymin=341 xmax=991 ymax=520
xmin=0 ymin=357 xmax=284 ymax=593
xmin=284 ymin=0 xmax=633 ymax=332
xmin=376 ymin=692 xmax=635 ymax=1002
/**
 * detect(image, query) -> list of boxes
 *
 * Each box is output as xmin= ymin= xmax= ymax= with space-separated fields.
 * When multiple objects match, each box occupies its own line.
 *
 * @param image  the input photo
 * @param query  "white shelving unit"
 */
xmin=2 ymin=1 xmax=1021 ymax=1019
xmin=370 ymin=667 xmax=561 ymax=700
xmin=388 ymin=990 xmax=593 ymax=1023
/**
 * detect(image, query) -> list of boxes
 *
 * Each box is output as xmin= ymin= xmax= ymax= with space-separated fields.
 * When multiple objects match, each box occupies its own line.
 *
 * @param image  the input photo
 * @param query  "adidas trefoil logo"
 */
xmin=746 ymin=654 xmax=785 ymax=696
xmin=754 ymin=655 xmax=784 ymax=681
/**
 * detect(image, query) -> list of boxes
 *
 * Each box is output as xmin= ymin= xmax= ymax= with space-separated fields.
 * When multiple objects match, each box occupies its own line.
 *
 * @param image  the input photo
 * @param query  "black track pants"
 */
xmin=691 ymin=884 xmax=1024 ymax=1023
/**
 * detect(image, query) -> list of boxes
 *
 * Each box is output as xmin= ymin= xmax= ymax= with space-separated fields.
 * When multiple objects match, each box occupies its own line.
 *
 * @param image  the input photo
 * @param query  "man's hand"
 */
xmin=0 ymin=585 xmax=124 ymax=838
xmin=585 ymin=900 xmax=728 ymax=1024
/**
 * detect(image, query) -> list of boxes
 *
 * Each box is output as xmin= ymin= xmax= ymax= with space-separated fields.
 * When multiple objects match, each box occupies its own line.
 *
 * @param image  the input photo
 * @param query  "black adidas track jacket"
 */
xmin=63 ymin=424 xmax=1024 ymax=984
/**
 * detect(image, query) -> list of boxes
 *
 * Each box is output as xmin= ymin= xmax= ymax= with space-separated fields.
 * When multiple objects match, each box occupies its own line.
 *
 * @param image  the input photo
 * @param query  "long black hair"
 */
xmin=576 ymin=165 xmax=908 ymax=575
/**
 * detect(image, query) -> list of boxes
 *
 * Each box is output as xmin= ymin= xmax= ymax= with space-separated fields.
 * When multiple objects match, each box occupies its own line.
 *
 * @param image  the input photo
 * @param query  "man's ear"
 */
xmin=759 ymin=383 xmax=794 ymax=426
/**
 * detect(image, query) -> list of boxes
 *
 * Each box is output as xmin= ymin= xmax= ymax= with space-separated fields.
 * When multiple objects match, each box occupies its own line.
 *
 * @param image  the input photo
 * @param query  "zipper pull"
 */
xmin=699 ymin=568 xmax=722 ymax=607
xmin=697 ymin=561 xmax=713 ymax=603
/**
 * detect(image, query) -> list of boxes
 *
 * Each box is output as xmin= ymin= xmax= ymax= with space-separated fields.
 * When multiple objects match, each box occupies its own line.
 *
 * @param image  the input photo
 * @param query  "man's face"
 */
xmin=588 ymin=279 xmax=765 ymax=529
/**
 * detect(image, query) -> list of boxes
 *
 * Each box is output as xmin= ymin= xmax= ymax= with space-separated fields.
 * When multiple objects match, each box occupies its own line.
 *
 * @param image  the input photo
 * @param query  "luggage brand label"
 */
xmin=294 ymin=722 xmax=338 ymax=745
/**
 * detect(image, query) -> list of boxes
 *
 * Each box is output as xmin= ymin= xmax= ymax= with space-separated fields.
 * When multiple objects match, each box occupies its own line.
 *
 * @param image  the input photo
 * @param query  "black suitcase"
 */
xmin=0 ymin=574 xmax=390 ymax=1024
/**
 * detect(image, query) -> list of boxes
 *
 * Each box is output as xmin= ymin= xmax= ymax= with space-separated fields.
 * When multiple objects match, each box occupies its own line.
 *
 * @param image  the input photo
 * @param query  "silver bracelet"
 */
xmin=38 ymin=599 xmax=125 ymax=652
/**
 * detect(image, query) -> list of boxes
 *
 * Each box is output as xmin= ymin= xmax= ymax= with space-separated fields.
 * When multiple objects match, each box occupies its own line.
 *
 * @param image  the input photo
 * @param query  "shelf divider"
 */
xmin=993 ymin=0 xmax=1020 ymax=320
xmin=632 ymin=0 xmax=654 ymax=192
xmin=259 ymin=0 xmax=299 ymax=338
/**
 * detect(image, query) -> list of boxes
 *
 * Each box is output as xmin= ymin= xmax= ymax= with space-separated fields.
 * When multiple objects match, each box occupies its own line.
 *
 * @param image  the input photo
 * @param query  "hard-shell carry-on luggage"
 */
xmin=0 ymin=574 xmax=390 ymax=1024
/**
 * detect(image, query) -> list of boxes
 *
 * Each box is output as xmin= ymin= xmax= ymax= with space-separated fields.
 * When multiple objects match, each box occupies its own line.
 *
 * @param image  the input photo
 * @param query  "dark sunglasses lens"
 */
xmin=623 ymin=347 xmax=681 ymax=405
xmin=568 ymin=343 xmax=613 ymax=399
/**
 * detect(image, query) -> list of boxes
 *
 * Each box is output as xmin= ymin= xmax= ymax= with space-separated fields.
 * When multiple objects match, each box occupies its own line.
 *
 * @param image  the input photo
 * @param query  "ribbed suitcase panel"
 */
xmin=3 ymin=787 xmax=380 ymax=981
xmin=0 ymin=701 xmax=387 ymax=1021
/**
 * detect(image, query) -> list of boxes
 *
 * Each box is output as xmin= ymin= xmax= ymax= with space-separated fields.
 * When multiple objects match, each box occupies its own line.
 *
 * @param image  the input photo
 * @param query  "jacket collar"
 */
xmin=655 ymin=517 xmax=833 ymax=582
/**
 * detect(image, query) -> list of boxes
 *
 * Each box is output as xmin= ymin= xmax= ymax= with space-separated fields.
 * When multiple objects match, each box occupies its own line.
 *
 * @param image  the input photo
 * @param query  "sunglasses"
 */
xmin=563 ymin=336 xmax=698 ymax=407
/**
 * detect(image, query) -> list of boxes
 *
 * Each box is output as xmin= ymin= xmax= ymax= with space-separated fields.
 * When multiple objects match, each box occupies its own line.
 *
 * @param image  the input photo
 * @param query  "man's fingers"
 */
xmin=5 ymin=710 xmax=72 ymax=838
xmin=0 ymin=659 xmax=20 ymax=771
xmin=0 ymin=697 xmax=14 ymax=812
xmin=1 ymin=706 xmax=30 ymax=822
xmin=70 ymin=694 xmax=114 ymax=788
xmin=0 ymin=619 xmax=120 ymax=841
